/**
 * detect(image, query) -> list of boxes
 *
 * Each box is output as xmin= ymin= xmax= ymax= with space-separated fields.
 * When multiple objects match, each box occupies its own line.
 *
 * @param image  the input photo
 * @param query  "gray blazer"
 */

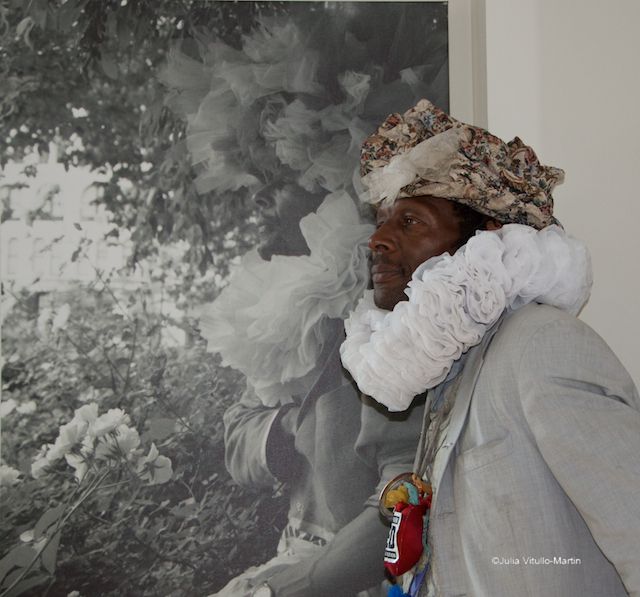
xmin=426 ymin=303 xmax=640 ymax=597
xmin=223 ymin=327 xmax=379 ymax=538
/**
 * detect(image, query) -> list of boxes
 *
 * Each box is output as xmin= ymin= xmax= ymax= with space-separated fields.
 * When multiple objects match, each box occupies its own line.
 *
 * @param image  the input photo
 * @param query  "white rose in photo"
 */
xmin=94 ymin=424 xmax=141 ymax=460
xmin=73 ymin=402 xmax=99 ymax=424
xmin=90 ymin=408 xmax=130 ymax=437
xmin=65 ymin=453 xmax=88 ymax=482
xmin=48 ymin=419 xmax=90 ymax=462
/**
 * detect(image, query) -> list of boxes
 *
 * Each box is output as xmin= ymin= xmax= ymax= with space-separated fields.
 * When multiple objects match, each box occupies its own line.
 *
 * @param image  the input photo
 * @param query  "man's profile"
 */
xmin=207 ymin=98 xmax=640 ymax=597
xmin=340 ymin=99 xmax=640 ymax=596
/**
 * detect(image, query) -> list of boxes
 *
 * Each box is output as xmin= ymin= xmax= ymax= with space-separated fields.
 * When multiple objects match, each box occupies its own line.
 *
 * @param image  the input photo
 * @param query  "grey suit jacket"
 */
xmin=425 ymin=303 xmax=640 ymax=597
xmin=223 ymin=319 xmax=426 ymax=596
xmin=223 ymin=326 xmax=380 ymax=538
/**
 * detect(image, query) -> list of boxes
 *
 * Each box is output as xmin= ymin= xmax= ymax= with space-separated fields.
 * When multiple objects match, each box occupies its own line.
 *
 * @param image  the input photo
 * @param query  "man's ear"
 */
xmin=485 ymin=219 xmax=503 ymax=231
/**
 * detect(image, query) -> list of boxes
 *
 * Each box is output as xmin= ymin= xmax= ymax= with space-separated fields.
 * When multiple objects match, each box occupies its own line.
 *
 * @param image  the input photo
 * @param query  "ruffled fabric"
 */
xmin=162 ymin=19 xmax=322 ymax=196
xmin=162 ymin=12 xmax=449 ymax=203
xmin=263 ymin=72 xmax=373 ymax=195
xmin=162 ymin=19 xmax=378 ymax=198
xmin=340 ymin=224 xmax=592 ymax=412
xmin=198 ymin=192 xmax=373 ymax=406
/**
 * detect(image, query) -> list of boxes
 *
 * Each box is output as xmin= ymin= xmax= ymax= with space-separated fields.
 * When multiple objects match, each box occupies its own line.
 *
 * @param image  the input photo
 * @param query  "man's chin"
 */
xmin=257 ymin=232 xmax=309 ymax=259
xmin=373 ymin=287 xmax=406 ymax=311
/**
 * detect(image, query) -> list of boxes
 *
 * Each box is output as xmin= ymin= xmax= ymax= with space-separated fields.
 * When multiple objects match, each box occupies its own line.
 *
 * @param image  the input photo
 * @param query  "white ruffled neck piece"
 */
xmin=198 ymin=192 xmax=372 ymax=407
xmin=340 ymin=224 xmax=593 ymax=412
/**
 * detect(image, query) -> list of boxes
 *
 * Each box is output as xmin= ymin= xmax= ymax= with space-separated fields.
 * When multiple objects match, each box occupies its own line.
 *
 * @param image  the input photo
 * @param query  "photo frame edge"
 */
xmin=448 ymin=0 xmax=487 ymax=127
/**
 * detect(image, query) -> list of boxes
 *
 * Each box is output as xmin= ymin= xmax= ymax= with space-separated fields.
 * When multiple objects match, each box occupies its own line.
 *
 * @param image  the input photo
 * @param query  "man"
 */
xmin=340 ymin=99 xmax=640 ymax=596
xmin=223 ymin=99 xmax=640 ymax=597
xmin=214 ymin=184 xmax=387 ymax=597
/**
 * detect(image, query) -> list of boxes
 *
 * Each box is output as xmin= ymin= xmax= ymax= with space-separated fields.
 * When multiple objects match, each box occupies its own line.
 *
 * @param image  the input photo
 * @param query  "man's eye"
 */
xmin=403 ymin=216 xmax=418 ymax=226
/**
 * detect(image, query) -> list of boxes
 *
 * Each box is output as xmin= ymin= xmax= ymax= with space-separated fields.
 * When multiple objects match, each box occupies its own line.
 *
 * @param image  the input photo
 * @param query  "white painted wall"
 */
xmin=484 ymin=0 xmax=640 ymax=387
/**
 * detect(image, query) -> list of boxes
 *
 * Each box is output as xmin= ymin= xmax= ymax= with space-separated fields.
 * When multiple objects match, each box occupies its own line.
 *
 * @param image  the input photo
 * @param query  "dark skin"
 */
xmin=369 ymin=195 xmax=501 ymax=311
xmin=253 ymin=182 xmax=323 ymax=259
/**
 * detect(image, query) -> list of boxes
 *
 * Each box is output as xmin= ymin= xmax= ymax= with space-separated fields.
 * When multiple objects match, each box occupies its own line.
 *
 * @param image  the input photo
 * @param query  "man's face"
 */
xmin=369 ymin=196 xmax=464 ymax=310
xmin=254 ymin=183 xmax=323 ymax=259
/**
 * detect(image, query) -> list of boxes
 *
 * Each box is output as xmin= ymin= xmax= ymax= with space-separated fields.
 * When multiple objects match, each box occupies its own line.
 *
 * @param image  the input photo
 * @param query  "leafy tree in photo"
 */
xmin=2 ymin=0 xmax=286 ymax=287
xmin=1 ymin=286 xmax=288 ymax=596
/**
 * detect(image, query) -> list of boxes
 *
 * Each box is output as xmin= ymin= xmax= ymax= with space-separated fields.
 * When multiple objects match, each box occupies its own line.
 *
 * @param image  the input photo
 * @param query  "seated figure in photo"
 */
xmin=203 ymin=181 xmax=398 ymax=597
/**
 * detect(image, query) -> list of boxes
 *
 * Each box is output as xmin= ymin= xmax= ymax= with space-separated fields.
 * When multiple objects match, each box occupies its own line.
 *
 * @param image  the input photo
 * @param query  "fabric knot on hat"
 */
xmin=360 ymin=99 xmax=565 ymax=229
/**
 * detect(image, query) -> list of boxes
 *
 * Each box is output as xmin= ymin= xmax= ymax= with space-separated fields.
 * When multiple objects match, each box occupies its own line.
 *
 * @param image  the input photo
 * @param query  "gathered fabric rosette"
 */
xmin=162 ymin=8 xmax=449 ymax=201
xmin=340 ymin=224 xmax=593 ymax=412
xmin=198 ymin=192 xmax=373 ymax=406
xmin=161 ymin=6 xmax=451 ymax=403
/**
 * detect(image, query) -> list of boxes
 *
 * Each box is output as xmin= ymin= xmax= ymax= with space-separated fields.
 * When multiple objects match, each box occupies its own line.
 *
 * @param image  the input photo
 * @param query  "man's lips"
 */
xmin=371 ymin=264 xmax=405 ymax=284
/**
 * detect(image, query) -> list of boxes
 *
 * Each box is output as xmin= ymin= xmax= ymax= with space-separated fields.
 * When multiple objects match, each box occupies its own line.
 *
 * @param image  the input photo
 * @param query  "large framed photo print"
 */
xmin=0 ymin=2 xmax=487 ymax=596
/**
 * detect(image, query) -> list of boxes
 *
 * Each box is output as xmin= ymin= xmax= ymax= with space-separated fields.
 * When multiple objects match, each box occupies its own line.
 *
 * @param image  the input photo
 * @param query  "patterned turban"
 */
xmin=359 ymin=99 xmax=564 ymax=229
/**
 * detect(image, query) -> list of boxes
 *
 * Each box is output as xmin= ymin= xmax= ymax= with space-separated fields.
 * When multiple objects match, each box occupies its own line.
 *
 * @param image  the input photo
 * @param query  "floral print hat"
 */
xmin=359 ymin=99 xmax=564 ymax=229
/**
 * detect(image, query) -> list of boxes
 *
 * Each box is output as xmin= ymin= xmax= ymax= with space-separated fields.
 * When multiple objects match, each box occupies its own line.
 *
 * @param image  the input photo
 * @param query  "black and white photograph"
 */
xmin=1 ymin=1 xmax=639 ymax=596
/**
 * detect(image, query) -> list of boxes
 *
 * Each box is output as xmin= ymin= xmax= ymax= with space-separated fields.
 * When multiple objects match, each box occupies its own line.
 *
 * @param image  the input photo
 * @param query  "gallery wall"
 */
xmin=484 ymin=0 xmax=640 ymax=387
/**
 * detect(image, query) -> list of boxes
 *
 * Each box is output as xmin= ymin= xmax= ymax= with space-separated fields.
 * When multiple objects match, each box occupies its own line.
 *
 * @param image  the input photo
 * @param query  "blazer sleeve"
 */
xmin=264 ymin=391 xmax=427 ymax=595
xmin=223 ymin=383 xmax=299 ymax=488
xmin=517 ymin=317 xmax=640 ymax=595
xmin=266 ymin=505 xmax=389 ymax=597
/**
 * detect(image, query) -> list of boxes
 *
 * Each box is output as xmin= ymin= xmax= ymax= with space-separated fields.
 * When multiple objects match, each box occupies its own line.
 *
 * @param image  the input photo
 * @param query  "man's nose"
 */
xmin=251 ymin=182 xmax=278 ymax=212
xmin=368 ymin=223 xmax=396 ymax=253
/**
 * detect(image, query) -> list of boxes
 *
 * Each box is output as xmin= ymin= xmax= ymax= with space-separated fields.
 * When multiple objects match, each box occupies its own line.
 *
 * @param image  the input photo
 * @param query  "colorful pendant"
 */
xmin=379 ymin=472 xmax=432 ymax=576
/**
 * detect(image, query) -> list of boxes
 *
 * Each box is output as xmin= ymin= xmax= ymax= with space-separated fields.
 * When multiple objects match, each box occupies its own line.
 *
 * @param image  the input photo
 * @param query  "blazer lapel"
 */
xmin=297 ymin=321 xmax=347 ymax=422
xmin=430 ymin=318 xmax=505 ymax=492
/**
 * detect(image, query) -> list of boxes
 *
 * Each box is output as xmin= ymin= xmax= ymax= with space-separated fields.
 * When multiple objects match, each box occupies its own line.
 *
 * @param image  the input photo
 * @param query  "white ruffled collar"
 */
xmin=339 ymin=224 xmax=593 ymax=411
xmin=198 ymin=192 xmax=372 ymax=406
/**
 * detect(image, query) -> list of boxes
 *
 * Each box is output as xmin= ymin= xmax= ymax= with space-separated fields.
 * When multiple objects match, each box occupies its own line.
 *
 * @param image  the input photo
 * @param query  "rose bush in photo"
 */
xmin=0 ymin=286 xmax=286 ymax=597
